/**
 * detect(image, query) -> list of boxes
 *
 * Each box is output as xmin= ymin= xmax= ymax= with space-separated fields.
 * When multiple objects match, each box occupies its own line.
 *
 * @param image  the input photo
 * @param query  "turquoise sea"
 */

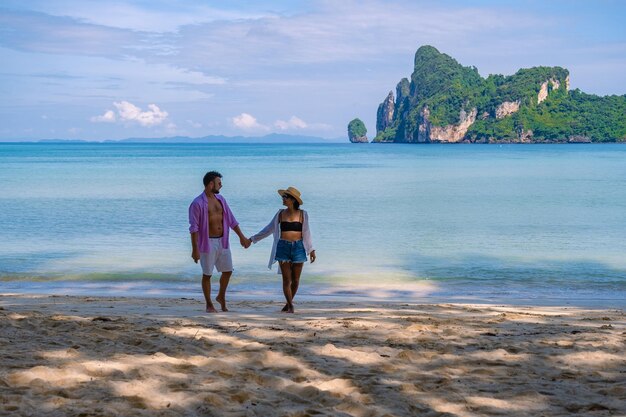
xmin=1 ymin=143 xmax=625 ymax=307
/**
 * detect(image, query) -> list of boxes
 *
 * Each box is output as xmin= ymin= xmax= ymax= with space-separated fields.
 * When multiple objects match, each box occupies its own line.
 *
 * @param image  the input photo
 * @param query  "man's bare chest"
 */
xmin=207 ymin=200 xmax=223 ymax=217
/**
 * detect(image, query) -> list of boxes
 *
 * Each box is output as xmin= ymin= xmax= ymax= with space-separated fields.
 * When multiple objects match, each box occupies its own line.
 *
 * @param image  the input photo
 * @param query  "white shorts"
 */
xmin=200 ymin=238 xmax=233 ymax=276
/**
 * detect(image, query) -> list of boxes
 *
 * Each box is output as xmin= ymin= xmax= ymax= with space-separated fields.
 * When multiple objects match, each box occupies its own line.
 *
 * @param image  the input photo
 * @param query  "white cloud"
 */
xmin=170 ymin=1 xmax=547 ymax=73
xmin=187 ymin=119 xmax=202 ymax=128
xmin=91 ymin=101 xmax=168 ymax=127
xmin=165 ymin=122 xmax=177 ymax=133
xmin=231 ymin=113 xmax=268 ymax=131
xmin=18 ymin=2 xmax=274 ymax=33
xmin=113 ymin=101 xmax=168 ymax=126
xmin=274 ymin=116 xmax=308 ymax=130
xmin=90 ymin=109 xmax=116 ymax=123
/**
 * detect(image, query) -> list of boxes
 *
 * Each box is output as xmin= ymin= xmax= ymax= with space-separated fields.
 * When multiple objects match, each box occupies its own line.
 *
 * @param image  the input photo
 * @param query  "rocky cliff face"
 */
xmin=416 ymin=106 xmax=430 ymax=143
xmin=414 ymin=106 xmax=479 ymax=142
xmin=496 ymin=101 xmax=520 ymax=119
xmin=538 ymin=78 xmax=562 ymax=104
xmin=349 ymin=134 xmax=369 ymax=143
xmin=376 ymin=91 xmax=395 ymax=133
xmin=429 ymin=108 xmax=478 ymax=142
xmin=517 ymin=129 xmax=534 ymax=143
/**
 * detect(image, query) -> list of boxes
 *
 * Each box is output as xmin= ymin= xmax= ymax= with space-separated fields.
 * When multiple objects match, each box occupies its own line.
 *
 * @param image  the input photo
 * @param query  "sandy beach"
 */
xmin=0 ymin=294 xmax=624 ymax=417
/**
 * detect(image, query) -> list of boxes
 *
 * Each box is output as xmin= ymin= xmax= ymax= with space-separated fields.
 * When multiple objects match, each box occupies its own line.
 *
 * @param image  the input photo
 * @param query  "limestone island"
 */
xmin=353 ymin=45 xmax=626 ymax=144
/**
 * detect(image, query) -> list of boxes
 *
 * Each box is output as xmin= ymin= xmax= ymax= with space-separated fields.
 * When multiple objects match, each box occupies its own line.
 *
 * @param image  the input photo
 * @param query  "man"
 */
xmin=189 ymin=171 xmax=250 ymax=313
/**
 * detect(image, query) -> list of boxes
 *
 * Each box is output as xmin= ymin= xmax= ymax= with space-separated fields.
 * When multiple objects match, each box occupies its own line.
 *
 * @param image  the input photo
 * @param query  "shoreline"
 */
xmin=1 ymin=294 xmax=624 ymax=416
xmin=2 ymin=280 xmax=625 ymax=309
xmin=3 ymin=141 xmax=626 ymax=144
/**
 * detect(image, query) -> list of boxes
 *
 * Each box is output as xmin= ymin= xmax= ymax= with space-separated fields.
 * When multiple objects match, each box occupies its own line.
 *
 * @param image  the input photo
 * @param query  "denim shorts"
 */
xmin=275 ymin=239 xmax=307 ymax=263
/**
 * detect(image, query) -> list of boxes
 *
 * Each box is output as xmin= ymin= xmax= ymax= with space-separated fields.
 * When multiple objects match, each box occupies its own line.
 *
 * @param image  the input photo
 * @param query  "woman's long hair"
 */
xmin=286 ymin=195 xmax=300 ymax=210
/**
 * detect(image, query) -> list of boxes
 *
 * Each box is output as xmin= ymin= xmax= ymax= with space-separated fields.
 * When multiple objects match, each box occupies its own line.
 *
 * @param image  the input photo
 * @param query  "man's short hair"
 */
xmin=203 ymin=171 xmax=222 ymax=187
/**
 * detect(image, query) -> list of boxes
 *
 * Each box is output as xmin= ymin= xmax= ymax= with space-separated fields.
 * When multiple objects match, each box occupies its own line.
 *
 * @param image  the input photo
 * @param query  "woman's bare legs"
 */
xmin=282 ymin=262 xmax=303 ymax=312
xmin=279 ymin=262 xmax=295 ymax=313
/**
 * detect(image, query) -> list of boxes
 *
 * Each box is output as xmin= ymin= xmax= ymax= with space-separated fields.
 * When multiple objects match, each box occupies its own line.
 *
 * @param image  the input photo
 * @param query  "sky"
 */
xmin=1 ymin=0 xmax=625 ymax=141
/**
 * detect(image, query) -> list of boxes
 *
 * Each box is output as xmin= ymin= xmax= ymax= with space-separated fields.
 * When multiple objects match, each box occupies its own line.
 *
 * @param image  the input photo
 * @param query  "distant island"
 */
xmin=11 ymin=133 xmax=343 ymax=144
xmin=355 ymin=45 xmax=626 ymax=144
xmin=347 ymin=118 xmax=368 ymax=143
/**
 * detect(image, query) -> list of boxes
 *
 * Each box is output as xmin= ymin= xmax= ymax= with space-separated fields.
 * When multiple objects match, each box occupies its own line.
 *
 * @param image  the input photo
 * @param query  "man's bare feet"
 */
xmin=206 ymin=305 xmax=218 ymax=313
xmin=216 ymin=295 xmax=228 ymax=312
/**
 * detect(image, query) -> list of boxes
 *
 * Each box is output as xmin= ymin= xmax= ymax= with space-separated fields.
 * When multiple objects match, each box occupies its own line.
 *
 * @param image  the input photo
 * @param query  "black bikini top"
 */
xmin=280 ymin=210 xmax=303 ymax=232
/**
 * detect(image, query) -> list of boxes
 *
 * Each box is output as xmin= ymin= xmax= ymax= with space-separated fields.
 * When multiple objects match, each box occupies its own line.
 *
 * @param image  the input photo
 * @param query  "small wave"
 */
xmin=0 ymin=272 xmax=195 ymax=283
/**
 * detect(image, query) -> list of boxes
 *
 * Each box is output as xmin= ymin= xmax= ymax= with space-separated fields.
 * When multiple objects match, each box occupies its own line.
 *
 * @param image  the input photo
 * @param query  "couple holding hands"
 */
xmin=189 ymin=171 xmax=315 ymax=314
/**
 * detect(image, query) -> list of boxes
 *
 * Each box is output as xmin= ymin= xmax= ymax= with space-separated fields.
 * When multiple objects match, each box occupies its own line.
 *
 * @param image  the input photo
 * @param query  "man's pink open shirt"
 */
xmin=188 ymin=192 xmax=239 ymax=254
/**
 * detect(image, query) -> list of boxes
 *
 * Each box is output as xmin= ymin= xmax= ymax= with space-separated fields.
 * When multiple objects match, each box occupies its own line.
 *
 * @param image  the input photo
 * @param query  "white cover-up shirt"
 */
xmin=250 ymin=209 xmax=314 ymax=272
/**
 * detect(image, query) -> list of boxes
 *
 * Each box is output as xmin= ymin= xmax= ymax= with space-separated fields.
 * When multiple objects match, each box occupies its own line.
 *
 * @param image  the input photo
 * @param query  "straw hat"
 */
xmin=278 ymin=186 xmax=303 ymax=205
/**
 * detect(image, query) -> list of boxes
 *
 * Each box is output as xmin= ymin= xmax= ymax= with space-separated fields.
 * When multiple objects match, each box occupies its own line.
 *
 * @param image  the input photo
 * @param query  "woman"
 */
xmin=250 ymin=186 xmax=316 ymax=313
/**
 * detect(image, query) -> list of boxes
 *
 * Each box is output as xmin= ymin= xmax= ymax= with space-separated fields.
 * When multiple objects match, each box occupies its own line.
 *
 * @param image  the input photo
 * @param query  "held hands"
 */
xmin=310 ymin=250 xmax=316 ymax=263
xmin=240 ymin=236 xmax=252 ymax=249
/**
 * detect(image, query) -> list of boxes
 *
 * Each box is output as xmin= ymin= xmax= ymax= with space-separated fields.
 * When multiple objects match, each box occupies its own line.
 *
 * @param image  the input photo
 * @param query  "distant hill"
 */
xmin=372 ymin=45 xmax=626 ymax=143
xmin=116 ymin=133 xmax=342 ymax=144
xmin=29 ymin=134 xmax=343 ymax=144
